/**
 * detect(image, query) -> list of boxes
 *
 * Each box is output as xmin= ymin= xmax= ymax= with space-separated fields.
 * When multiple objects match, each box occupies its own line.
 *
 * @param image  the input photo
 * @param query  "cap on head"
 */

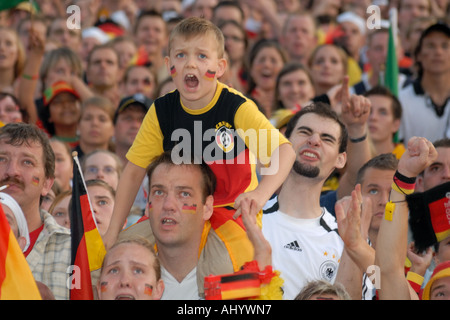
xmin=114 ymin=93 xmax=152 ymax=123
xmin=422 ymin=260 xmax=450 ymax=300
xmin=43 ymin=81 xmax=80 ymax=107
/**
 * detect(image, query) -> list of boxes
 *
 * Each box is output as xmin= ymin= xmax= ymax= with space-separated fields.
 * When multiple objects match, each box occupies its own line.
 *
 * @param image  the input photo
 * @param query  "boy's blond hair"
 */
xmin=168 ymin=17 xmax=225 ymax=58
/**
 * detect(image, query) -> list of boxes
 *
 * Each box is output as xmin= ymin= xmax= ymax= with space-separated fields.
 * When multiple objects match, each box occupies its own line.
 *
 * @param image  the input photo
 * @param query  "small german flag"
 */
xmin=182 ymin=204 xmax=197 ymax=214
xmin=204 ymin=70 xmax=216 ymax=81
xmin=70 ymin=152 xmax=106 ymax=300
xmin=170 ymin=66 xmax=177 ymax=77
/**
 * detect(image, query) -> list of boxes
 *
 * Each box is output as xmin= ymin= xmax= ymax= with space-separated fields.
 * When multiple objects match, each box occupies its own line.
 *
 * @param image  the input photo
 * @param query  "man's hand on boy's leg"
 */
xmin=232 ymin=189 xmax=266 ymax=220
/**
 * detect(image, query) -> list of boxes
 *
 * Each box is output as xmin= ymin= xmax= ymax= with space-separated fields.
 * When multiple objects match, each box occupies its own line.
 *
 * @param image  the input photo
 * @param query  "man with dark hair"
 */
xmin=117 ymin=151 xmax=241 ymax=299
xmin=365 ymin=85 xmax=405 ymax=158
xmin=399 ymin=23 xmax=450 ymax=143
xmin=0 ymin=122 xmax=71 ymax=300
xmin=85 ymin=43 xmax=121 ymax=106
xmin=212 ymin=0 xmax=245 ymax=26
xmin=263 ymin=102 xmax=349 ymax=299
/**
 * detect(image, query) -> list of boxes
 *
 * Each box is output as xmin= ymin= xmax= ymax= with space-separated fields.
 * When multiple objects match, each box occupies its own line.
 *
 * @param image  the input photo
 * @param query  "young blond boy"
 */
xmin=104 ymin=17 xmax=295 ymax=270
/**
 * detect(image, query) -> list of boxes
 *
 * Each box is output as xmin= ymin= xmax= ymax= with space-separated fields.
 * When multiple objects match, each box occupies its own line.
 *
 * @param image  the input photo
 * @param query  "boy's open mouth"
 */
xmin=185 ymin=74 xmax=199 ymax=88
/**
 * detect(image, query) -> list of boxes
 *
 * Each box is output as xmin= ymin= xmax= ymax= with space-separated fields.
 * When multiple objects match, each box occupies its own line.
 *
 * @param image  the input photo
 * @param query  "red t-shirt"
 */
xmin=24 ymin=224 xmax=44 ymax=257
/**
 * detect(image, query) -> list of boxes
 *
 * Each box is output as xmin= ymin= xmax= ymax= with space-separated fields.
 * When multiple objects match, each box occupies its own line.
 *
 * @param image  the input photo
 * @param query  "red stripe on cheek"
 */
xmin=204 ymin=70 xmax=216 ymax=80
xmin=100 ymin=282 xmax=108 ymax=292
xmin=182 ymin=204 xmax=197 ymax=214
xmin=144 ymin=284 xmax=153 ymax=296
xmin=170 ymin=66 xmax=177 ymax=77
xmin=31 ymin=176 xmax=40 ymax=186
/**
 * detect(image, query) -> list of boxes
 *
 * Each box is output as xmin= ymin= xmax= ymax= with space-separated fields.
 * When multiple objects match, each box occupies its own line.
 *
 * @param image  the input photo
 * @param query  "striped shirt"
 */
xmin=26 ymin=211 xmax=71 ymax=300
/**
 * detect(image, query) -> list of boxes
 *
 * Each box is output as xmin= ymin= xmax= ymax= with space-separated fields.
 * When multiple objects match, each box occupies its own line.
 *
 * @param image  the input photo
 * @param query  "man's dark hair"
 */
xmin=364 ymin=85 xmax=403 ymax=120
xmin=356 ymin=153 xmax=398 ymax=185
xmin=284 ymin=102 xmax=348 ymax=153
xmin=0 ymin=122 xmax=55 ymax=179
xmin=146 ymin=151 xmax=216 ymax=203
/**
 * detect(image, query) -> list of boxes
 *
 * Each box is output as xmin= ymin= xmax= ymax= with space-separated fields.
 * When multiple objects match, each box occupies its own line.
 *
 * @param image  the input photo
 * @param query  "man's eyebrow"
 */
xmin=92 ymin=195 xmax=112 ymax=201
xmin=175 ymin=186 xmax=194 ymax=191
xmin=296 ymin=125 xmax=312 ymax=133
xmin=297 ymin=125 xmax=337 ymax=142
xmin=150 ymin=184 xmax=165 ymax=189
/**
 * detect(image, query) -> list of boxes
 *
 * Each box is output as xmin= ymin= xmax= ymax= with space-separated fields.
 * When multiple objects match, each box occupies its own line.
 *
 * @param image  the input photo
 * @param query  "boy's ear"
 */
xmin=164 ymin=56 xmax=171 ymax=73
xmin=215 ymin=57 xmax=227 ymax=79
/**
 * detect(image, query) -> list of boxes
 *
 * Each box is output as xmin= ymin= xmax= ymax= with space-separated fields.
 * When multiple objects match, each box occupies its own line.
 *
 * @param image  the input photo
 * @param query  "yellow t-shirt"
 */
xmin=127 ymin=81 xmax=290 ymax=208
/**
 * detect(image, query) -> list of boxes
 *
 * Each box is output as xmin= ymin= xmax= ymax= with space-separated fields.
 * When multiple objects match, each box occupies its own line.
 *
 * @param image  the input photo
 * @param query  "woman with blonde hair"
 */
xmin=308 ymin=43 xmax=348 ymax=96
xmin=0 ymin=26 xmax=25 ymax=94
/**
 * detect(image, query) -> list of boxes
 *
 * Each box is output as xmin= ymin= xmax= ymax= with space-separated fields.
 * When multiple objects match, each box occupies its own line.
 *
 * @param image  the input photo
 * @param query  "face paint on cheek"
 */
xmin=31 ymin=176 xmax=40 ymax=186
xmin=148 ymin=201 xmax=153 ymax=213
xmin=100 ymin=281 xmax=108 ymax=293
xmin=170 ymin=66 xmax=177 ymax=78
xmin=144 ymin=284 xmax=153 ymax=296
xmin=204 ymin=70 xmax=216 ymax=81
xmin=182 ymin=204 xmax=197 ymax=214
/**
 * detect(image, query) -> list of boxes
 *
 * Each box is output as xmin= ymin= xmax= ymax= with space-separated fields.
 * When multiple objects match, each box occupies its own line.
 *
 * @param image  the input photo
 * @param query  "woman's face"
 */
xmin=310 ymin=45 xmax=345 ymax=88
xmin=50 ymin=194 xmax=72 ymax=229
xmin=278 ymin=69 xmax=315 ymax=110
xmin=250 ymin=46 xmax=285 ymax=91
xmin=0 ymin=30 xmax=18 ymax=70
xmin=45 ymin=58 xmax=75 ymax=89
xmin=78 ymin=105 xmax=114 ymax=147
xmin=48 ymin=92 xmax=81 ymax=127
xmin=83 ymin=152 xmax=120 ymax=190
xmin=50 ymin=139 xmax=73 ymax=191
xmin=0 ymin=95 xmax=22 ymax=124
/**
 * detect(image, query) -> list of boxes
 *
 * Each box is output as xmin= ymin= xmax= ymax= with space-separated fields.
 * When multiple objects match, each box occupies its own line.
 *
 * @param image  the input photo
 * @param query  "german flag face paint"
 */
xmin=204 ymin=70 xmax=216 ymax=81
xmin=182 ymin=204 xmax=197 ymax=214
xmin=144 ymin=284 xmax=153 ymax=297
xmin=170 ymin=65 xmax=177 ymax=78
xmin=100 ymin=281 xmax=108 ymax=292
xmin=31 ymin=176 xmax=40 ymax=186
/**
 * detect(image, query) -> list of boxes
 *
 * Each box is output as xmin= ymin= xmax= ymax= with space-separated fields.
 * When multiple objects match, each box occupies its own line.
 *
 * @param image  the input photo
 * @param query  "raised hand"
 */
xmin=397 ymin=137 xmax=438 ymax=178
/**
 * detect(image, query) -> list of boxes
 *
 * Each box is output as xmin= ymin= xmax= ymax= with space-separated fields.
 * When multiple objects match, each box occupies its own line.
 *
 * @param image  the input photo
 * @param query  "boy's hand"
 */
xmin=233 ymin=189 xmax=266 ymax=220
xmin=398 ymin=137 xmax=437 ymax=178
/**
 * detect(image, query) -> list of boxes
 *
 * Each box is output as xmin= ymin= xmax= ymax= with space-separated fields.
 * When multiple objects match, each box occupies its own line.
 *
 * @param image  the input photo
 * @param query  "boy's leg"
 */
xmin=209 ymin=206 xmax=262 ymax=271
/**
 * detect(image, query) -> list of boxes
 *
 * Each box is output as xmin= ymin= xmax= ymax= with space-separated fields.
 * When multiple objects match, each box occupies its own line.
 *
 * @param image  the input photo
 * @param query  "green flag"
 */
xmin=0 ymin=0 xmax=28 ymax=11
xmin=384 ymin=8 xmax=400 ymax=142
xmin=384 ymin=24 xmax=399 ymax=97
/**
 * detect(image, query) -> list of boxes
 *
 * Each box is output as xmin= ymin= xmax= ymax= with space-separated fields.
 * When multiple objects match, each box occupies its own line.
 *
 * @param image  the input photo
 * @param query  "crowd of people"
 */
xmin=0 ymin=0 xmax=449 ymax=301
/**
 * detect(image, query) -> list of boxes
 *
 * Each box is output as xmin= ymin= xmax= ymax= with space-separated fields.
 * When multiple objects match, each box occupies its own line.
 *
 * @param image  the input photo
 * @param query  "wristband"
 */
xmin=349 ymin=133 xmax=367 ymax=143
xmin=406 ymin=271 xmax=424 ymax=294
xmin=392 ymin=170 xmax=416 ymax=195
xmin=22 ymin=73 xmax=39 ymax=80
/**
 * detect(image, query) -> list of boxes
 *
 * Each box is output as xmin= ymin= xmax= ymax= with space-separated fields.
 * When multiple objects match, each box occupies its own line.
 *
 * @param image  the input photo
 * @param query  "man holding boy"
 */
xmin=105 ymin=17 xmax=295 ymax=272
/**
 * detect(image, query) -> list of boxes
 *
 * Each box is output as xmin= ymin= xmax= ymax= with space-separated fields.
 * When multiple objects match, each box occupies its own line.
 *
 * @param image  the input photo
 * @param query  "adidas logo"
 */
xmin=284 ymin=240 xmax=302 ymax=252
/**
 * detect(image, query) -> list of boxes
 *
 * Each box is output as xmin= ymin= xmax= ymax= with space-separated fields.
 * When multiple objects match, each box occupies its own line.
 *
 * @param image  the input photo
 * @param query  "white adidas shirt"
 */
xmin=262 ymin=205 xmax=344 ymax=300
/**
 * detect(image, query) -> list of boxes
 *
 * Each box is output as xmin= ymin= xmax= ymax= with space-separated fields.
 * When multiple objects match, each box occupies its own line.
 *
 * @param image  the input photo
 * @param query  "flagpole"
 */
xmin=72 ymin=151 xmax=98 ymax=227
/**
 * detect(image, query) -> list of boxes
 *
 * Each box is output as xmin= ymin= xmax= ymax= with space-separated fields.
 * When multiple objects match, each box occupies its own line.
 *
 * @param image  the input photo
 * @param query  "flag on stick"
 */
xmin=0 ymin=0 xmax=27 ymax=11
xmin=384 ymin=8 xmax=399 ymax=97
xmin=0 ymin=202 xmax=41 ymax=300
xmin=384 ymin=8 xmax=400 ymax=142
xmin=69 ymin=152 xmax=106 ymax=300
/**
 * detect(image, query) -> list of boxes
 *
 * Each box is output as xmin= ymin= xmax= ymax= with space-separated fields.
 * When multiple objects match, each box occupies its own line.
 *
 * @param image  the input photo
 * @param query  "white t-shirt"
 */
xmin=398 ymin=80 xmax=450 ymax=143
xmin=160 ymin=266 xmax=200 ymax=300
xmin=262 ymin=204 xmax=344 ymax=300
